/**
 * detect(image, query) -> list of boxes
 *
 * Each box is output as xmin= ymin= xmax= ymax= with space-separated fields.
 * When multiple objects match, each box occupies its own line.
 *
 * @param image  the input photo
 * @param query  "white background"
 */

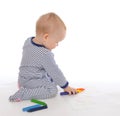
xmin=0 ymin=0 xmax=120 ymax=83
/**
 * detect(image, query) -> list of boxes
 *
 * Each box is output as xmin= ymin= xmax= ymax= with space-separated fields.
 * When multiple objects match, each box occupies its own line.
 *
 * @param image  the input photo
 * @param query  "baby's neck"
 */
xmin=33 ymin=37 xmax=43 ymax=45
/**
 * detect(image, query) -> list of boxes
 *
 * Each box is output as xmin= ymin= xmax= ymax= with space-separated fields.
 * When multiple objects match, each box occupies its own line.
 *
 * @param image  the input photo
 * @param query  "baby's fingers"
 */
xmin=70 ymin=89 xmax=77 ymax=95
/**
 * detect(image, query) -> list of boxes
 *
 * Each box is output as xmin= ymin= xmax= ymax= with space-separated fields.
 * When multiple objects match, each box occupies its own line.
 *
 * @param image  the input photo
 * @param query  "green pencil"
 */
xmin=31 ymin=99 xmax=47 ymax=106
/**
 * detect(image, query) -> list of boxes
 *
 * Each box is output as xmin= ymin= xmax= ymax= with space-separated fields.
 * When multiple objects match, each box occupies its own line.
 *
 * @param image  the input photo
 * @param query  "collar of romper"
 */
xmin=31 ymin=37 xmax=46 ymax=48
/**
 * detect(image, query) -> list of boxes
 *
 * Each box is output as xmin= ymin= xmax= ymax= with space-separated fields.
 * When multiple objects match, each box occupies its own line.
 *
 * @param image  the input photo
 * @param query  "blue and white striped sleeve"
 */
xmin=41 ymin=52 xmax=69 ymax=89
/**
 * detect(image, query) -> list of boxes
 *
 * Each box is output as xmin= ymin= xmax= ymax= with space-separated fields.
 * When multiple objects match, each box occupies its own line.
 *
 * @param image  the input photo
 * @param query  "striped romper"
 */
xmin=9 ymin=37 xmax=69 ymax=101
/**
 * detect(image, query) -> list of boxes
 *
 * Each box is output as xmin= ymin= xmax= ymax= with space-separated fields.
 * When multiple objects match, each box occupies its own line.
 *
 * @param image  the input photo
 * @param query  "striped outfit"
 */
xmin=9 ymin=37 xmax=68 ymax=101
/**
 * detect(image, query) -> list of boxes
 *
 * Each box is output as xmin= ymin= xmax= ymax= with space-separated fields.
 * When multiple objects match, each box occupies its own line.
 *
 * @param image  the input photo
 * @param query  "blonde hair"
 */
xmin=36 ymin=12 xmax=66 ymax=35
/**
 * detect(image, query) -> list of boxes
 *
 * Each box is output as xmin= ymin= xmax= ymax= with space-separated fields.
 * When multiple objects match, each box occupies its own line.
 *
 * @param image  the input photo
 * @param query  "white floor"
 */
xmin=0 ymin=81 xmax=120 ymax=116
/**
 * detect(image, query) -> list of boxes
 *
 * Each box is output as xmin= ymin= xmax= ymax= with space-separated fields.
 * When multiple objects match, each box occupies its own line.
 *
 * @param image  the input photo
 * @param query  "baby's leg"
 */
xmin=9 ymin=82 xmax=58 ymax=102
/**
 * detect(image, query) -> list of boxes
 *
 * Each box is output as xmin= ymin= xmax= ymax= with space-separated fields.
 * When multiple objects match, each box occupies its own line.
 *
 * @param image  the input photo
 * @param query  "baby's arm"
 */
xmin=41 ymin=52 xmax=69 ymax=88
xmin=41 ymin=52 xmax=78 ymax=95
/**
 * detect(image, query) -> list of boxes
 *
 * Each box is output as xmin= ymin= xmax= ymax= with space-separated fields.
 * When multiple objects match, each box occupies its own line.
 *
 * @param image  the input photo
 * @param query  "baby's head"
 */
xmin=35 ymin=12 xmax=66 ymax=50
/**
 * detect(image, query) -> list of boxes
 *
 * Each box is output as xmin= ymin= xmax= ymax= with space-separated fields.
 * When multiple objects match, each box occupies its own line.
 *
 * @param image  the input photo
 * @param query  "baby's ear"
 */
xmin=43 ymin=33 xmax=48 ymax=41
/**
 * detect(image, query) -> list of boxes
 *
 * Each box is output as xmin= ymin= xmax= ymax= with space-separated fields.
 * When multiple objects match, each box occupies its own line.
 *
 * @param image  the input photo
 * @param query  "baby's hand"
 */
xmin=63 ymin=86 xmax=77 ymax=95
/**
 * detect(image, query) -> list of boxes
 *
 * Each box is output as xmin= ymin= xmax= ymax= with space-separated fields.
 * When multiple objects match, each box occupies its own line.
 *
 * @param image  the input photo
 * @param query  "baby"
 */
xmin=9 ymin=12 xmax=77 ymax=102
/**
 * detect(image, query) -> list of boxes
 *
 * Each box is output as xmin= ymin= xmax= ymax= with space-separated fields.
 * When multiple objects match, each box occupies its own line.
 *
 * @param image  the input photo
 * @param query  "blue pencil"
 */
xmin=60 ymin=92 xmax=69 ymax=95
xmin=22 ymin=104 xmax=41 ymax=112
xmin=27 ymin=105 xmax=48 ymax=112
